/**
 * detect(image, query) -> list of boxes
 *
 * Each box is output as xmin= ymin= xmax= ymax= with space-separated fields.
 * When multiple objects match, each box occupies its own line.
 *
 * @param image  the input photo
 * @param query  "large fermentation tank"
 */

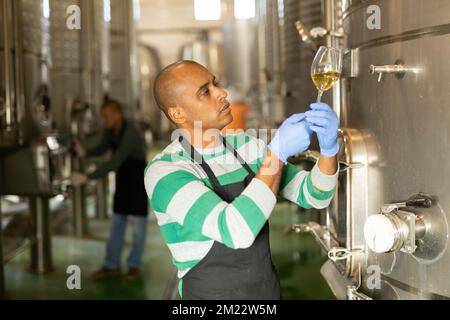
xmin=181 ymin=32 xmax=224 ymax=85
xmin=223 ymin=19 xmax=258 ymax=99
xmin=0 ymin=0 xmax=52 ymax=149
xmin=50 ymin=0 xmax=110 ymax=135
xmin=0 ymin=0 xmax=67 ymax=196
xmin=50 ymin=0 xmax=81 ymax=134
xmin=317 ymin=0 xmax=450 ymax=299
xmin=80 ymin=0 xmax=111 ymax=131
xmin=0 ymin=0 xmax=64 ymax=278
xmin=50 ymin=0 xmax=112 ymax=231
xmin=57 ymin=0 xmax=112 ymax=259
xmin=109 ymin=0 xmax=140 ymax=122
xmin=223 ymin=16 xmax=261 ymax=125
xmin=139 ymin=45 xmax=162 ymax=141
xmin=254 ymin=0 xmax=285 ymax=127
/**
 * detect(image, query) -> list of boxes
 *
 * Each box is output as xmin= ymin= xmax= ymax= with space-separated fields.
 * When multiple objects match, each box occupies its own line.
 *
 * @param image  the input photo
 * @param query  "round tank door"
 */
xmin=364 ymin=213 xmax=412 ymax=253
xmin=363 ymin=193 xmax=449 ymax=263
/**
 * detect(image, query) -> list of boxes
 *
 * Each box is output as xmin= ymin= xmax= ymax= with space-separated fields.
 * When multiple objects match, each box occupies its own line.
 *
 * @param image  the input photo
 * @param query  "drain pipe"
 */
xmin=323 ymin=0 xmax=344 ymax=119
xmin=323 ymin=0 xmax=344 ymax=232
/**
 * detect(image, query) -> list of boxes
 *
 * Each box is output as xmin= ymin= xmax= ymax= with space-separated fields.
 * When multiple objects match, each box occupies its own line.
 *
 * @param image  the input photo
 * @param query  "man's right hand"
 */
xmin=71 ymin=172 xmax=88 ymax=186
xmin=268 ymin=113 xmax=312 ymax=163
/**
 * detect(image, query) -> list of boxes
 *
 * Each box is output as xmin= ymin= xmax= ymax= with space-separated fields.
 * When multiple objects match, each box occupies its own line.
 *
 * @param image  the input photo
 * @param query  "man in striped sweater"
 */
xmin=145 ymin=60 xmax=339 ymax=299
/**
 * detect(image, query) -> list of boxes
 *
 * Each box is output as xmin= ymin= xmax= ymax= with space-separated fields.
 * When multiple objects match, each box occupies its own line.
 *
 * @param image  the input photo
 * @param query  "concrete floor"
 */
xmin=3 ymin=202 xmax=334 ymax=300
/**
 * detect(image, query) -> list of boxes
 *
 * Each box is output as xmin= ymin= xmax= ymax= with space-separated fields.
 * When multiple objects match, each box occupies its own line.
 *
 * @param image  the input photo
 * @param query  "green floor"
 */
xmin=3 ymin=202 xmax=334 ymax=300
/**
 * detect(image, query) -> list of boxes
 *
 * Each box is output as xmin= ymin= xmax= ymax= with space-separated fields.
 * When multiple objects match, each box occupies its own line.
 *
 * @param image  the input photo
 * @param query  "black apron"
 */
xmin=179 ymin=136 xmax=281 ymax=300
xmin=111 ymin=121 xmax=148 ymax=216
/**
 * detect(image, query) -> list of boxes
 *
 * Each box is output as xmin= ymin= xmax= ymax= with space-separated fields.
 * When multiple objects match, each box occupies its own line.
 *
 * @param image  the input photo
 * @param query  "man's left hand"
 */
xmin=305 ymin=103 xmax=339 ymax=157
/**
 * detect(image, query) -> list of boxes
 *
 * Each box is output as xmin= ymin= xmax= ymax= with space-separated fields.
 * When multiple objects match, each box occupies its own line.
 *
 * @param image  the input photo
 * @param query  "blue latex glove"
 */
xmin=268 ymin=113 xmax=312 ymax=163
xmin=305 ymin=103 xmax=339 ymax=157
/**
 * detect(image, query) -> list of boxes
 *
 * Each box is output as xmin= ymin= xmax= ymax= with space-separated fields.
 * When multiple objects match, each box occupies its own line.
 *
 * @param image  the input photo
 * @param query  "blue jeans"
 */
xmin=104 ymin=213 xmax=148 ymax=269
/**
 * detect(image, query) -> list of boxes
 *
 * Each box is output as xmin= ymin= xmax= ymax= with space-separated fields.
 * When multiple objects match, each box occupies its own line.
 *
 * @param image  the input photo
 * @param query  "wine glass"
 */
xmin=311 ymin=46 xmax=342 ymax=102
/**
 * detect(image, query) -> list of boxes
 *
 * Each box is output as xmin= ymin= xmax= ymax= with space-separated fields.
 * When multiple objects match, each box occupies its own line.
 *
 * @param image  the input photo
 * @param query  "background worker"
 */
xmin=72 ymin=100 xmax=148 ymax=281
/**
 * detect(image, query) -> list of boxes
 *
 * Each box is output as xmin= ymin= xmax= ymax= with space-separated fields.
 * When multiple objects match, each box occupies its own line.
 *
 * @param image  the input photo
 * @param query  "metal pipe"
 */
xmin=323 ymin=0 xmax=343 ymax=114
xmin=95 ymin=176 xmax=108 ymax=220
xmin=29 ymin=196 xmax=53 ymax=273
xmin=323 ymin=0 xmax=344 ymax=233
xmin=2 ymin=0 xmax=13 ymax=128
xmin=70 ymin=111 xmax=88 ymax=237
xmin=0 ymin=197 xmax=5 ymax=298
xmin=368 ymin=64 xmax=409 ymax=75
xmin=256 ymin=0 xmax=269 ymax=127
xmin=368 ymin=62 xmax=410 ymax=82
xmin=415 ymin=217 xmax=427 ymax=240
xmin=80 ymin=0 xmax=94 ymax=109
xmin=72 ymin=185 xmax=88 ymax=237
xmin=266 ymin=0 xmax=283 ymax=125
xmin=12 ymin=0 xmax=25 ymax=137
xmin=295 ymin=20 xmax=317 ymax=52
xmin=323 ymin=0 xmax=333 ymax=47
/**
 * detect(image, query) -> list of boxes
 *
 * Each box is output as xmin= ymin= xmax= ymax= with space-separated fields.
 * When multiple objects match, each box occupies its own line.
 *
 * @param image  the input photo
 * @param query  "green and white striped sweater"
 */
xmin=144 ymin=133 xmax=338 ymax=279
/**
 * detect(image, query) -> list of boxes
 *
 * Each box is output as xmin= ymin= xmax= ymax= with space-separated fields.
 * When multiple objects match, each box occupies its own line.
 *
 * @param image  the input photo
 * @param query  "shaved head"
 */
xmin=153 ymin=60 xmax=202 ymax=117
xmin=153 ymin=60 xmax=231 ymax=131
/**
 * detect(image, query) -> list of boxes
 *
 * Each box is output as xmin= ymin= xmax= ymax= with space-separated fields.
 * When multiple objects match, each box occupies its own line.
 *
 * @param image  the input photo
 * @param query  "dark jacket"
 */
xmin=87 ymin=121 xmax=148 ymax=216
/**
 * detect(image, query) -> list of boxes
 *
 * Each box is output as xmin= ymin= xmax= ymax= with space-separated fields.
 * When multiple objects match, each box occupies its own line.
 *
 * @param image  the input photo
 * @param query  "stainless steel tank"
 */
xmin=180 ymin=32 xmax=224 ymax=84
xmin=223 ymin=17 xmax=261 ymax=123
xmin=49 ymin=0 xmax=87 ymax=237
xmin=343 ymin=0 xmax=450 ymax=300
xmin=0 ymin=0 xmax=59 ymax=275
xmin=80 ymin=0 xmax=111 ymax=221
xmin=50 ymin=0 xmax=109 ymax=135
xmin=139 ymin=45 xmax=162 ymax=141
xmin=1 ymin=1 xmax=113 ymax=278
xmin=80 ymin=0 xmax=111 ymax=133
xmin=109 ymin=0 xmax=140 ymax=121
xmin=50 ymin=0 xmax=113 ymax=235
xmin=308 ymin=0 xmax=450 ymax=300
xmin=0 ymin=0 xmax=66 ymax=196
xmin=254 ymin=0 xmax=285 ymax=127
xmin=0 ymin=0 xmax=52 ymax=149
xmin=223 ymin=19 xmax=258 ymax=95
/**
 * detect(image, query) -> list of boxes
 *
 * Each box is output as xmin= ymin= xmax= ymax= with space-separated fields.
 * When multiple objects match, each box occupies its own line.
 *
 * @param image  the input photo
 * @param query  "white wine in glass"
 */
xmin=311 ymin=46 xmax=342 ymax=102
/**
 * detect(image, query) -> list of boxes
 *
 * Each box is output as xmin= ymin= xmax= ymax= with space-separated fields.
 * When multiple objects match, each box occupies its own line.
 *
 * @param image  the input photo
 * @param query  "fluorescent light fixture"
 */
xmin=133 ymin=0 xmax=141 ymax=21
xmin=195 ymin=0 xmax=221 ymax=21
xmin=277 ymin=0 xmax=284 ymax=19
xmin=43 ymin=0 xmax=50 ymax=19
xmin=234 ymin=0 xmax=255 ymax=19
xmin=103 ymin=0 xmax=111 ymax=22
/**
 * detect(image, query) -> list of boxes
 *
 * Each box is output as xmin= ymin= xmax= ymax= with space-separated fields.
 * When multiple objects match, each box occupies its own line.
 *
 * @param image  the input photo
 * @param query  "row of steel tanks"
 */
xmin=0 ymin=0 xmax=141 ymax=298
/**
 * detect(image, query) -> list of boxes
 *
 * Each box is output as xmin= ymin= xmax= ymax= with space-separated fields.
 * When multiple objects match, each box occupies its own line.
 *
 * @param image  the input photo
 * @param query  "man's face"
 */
xmin=171 ymin=64 xmax=232 ymax=130
xmin=100 ymin=106 xmax=121 ymax=129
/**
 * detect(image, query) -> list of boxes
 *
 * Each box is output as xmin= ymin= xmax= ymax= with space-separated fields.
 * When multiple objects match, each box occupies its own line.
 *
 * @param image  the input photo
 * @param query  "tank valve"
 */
xmin=363 ymin=194 xmax=429 ymax=254
xmin=368 ymin=59 xmax=408 ymax=82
